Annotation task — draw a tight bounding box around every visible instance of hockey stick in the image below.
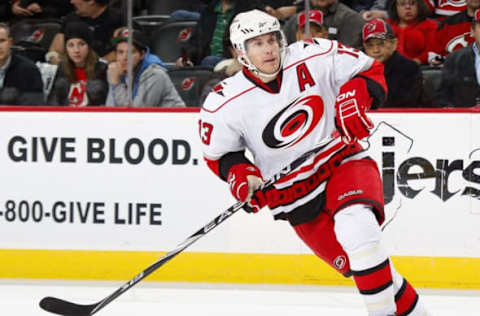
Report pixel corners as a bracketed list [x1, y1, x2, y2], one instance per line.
[39, 137, 334, 316]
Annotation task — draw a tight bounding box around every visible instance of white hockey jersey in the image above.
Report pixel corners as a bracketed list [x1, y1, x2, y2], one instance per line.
[199, 38, 377, 223]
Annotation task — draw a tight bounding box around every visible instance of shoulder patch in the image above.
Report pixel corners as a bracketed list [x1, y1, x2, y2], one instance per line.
[202, 76, 256, 113]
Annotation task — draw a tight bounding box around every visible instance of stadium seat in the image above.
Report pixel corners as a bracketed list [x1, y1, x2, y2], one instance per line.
[10, 19, 62, 51]
[168, 66, 214, 107]
[146, 0, 198, 15]
[11, 44, 46, 63]
[420, 66, 443, 107]
[149, 20, 197, 67]
[133, 14, 171, 37]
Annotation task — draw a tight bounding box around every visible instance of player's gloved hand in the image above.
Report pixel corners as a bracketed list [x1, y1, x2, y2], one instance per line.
[335, 78, 374, 144]
[227, 164, 264, 213]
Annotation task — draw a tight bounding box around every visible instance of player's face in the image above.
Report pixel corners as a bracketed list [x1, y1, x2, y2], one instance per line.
[66, 38, 89, 68]
[246, 32, 281, 76]
[363, 38, 397, 63]
[396, 0, 418, 23]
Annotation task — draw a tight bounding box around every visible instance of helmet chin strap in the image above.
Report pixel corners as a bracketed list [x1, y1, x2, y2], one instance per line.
[239, 47, 287, 79]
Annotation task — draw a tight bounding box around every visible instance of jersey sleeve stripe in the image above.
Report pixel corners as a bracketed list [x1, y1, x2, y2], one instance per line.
[283, 40, 334, 71]
[201, 86, 257, 113]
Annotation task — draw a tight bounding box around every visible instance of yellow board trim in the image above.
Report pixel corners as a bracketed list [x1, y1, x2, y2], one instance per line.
[1, 249, 479, 289]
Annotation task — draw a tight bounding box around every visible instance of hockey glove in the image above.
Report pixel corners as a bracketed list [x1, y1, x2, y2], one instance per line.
[335, 78, 374, 144]
[227, 164, 264, 213]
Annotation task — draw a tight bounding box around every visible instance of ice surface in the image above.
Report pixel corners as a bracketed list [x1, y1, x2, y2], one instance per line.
[1, 280, 478, 315]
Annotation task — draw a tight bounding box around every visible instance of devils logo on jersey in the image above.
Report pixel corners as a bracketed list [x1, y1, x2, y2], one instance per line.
[262, 95, 324, 149]
[446, 32, 473, 53]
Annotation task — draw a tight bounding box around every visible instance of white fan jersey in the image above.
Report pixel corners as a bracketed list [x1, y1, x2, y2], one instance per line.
[199, 38, 377, 222]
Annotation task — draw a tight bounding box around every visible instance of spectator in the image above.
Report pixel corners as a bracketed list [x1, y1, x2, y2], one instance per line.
[362, 19, 423, 107]
[176, 0, 262, 67]
[48, 0, 124, 64]
[361, 0, 388, 21]
[296, 9, 328, 41]
[283, 0, 365, 49]
[11, 0, 73, 22]
[0, 23, 43, 105]
[387, 0, 438, 64]
[435, 8, 480, 107]
[425, 0, 467, 18]
[106, 29, 185, 107]
[428, 0, 480, 65]
[48, 21, 108, 106]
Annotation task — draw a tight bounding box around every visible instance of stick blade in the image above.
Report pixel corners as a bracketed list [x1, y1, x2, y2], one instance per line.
[40, 296, 97, 316]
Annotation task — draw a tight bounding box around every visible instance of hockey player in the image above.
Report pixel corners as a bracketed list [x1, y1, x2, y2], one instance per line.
[199, 9, 429, 316]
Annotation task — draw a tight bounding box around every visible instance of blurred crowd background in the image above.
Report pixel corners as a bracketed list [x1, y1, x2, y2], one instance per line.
[0, 0, 478, 108]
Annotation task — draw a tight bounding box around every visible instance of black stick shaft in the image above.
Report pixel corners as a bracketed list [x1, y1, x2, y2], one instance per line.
[90, 201, 244, 314]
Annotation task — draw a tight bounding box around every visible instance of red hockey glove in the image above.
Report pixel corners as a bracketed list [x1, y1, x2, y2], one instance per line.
[335, 78, 374, 144]
[227, 164, 264, 213]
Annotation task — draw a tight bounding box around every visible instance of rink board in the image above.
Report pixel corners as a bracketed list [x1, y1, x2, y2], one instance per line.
[0, 107, 479, 289]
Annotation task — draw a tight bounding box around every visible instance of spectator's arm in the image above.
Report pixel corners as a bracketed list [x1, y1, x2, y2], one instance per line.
[265, 5, 297, 20]
[11, 0, 33, 16]
[48, 33, 65, 63]
[133, 68, 185, 107]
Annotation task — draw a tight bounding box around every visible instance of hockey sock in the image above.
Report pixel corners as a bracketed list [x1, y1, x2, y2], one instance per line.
[390, 264, 430, 316]
[334, 204, 396, 316]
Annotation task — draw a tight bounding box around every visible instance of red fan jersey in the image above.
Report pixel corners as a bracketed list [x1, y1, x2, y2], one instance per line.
[428, 10, 473, 61]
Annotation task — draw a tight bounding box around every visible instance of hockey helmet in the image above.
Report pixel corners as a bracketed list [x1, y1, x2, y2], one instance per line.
[229, 9, 287, 77]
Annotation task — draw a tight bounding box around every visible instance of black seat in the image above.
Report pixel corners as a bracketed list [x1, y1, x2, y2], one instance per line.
[420, 66, 443, 107]
[10, 19, 62, 51]
[149, 20, 197, 67]
[146, 0, 200, 15]
[133, 14, 172, 37]
[11, 44, 46, 63]
[168, 66, 214, 107]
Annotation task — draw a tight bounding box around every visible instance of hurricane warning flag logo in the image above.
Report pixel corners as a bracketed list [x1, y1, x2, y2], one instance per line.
[262, 95, 324, 149]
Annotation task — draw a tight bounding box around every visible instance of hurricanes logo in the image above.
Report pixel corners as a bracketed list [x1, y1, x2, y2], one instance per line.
[334, 255, 347, 270]
[262, 95, 324, 149]
[213, 82, 224, 96]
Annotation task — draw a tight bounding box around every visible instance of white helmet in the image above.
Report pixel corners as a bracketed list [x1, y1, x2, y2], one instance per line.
[230, 9, 287, 78]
